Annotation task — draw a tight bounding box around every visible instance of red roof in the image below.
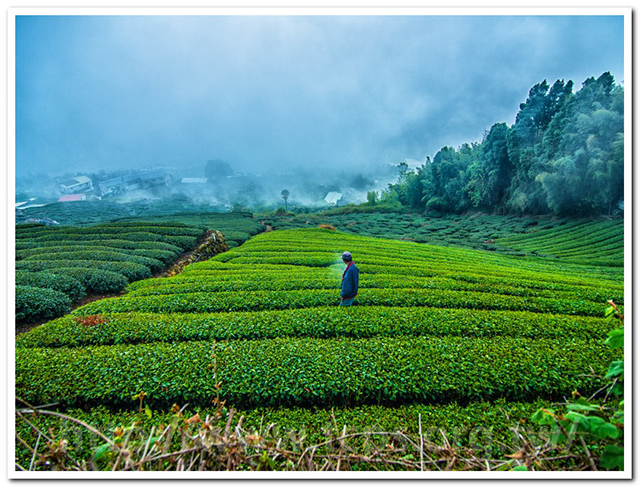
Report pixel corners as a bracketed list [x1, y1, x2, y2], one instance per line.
[58, 194, 86, 202]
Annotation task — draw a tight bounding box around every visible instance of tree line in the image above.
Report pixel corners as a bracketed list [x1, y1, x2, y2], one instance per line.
[379, 72, 624, 217]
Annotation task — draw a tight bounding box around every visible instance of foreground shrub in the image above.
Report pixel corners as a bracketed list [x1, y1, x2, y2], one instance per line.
[15, 336, 617, 408]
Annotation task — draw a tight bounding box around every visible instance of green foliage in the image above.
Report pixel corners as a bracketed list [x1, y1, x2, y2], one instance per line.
[530, 300, 624, 470]
[123, 273, 620, 305]
[17, 306, 615, 349]
[15, 225, 625, 471]
[71, 286, 609, 317]
[15, 271, 86, 302]
[384, 73, 623, 217]
[264, 211, 622, 263]
[17, 245, 178, 264]
[15, 335, 617, 409]
[16, 259, 151, 282]
[41, 268, 129, 295]
[497, 219, 623, 267]
[15, 238, 182, 254]
[15, 285, 71, 323]
[22, 250, 165, 272]
[14, 398, 556, 470]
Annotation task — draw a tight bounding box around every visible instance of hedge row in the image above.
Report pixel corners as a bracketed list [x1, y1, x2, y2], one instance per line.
[15, 285, 71, 323]
[17, 246, 178, 265]
[184, 262, 580, 292]
[41, 268, 129, 295]
[214, 254, 620, 290]
[124, 273, 622, 304]
[15, 239, 182, 254]
[16, 224, 204, 238]
[73, 287, 608, 317]
[17, 306, 614, 349]
[27, 231, 166, 243]
[15, 271, 86, 302]
[97, 220, 207, 230]
[241, 228, 624, 279]
[21, 232, 198, 249]
[161, 235, 199, 251]
[15, 336, 618, 408]
[199, 252, 619, 290]
[23, 250, 164, 272]
[497, 220, 624, 267]
[16, 260, 151, 282]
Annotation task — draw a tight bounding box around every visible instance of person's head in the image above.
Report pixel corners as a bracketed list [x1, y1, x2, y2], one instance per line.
[341, 251, 352, 263]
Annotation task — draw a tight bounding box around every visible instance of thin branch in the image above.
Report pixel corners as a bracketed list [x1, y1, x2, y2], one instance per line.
[29, 432, 42, 471]
[15, 411, 55, 443]
[419, 413, 424, 471]
[579, 437, 598, 471]
[18, 409, 114, 447]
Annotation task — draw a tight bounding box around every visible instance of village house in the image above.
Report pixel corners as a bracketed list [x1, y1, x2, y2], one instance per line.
[140, 170, 171, 188]
[98, 171, 172, 196]
[59, 176, 93, 194]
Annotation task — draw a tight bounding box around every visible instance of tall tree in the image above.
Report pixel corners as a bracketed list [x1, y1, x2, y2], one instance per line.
[281, 189, 290, 211]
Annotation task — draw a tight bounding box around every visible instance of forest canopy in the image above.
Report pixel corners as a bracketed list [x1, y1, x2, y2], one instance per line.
[385, 72, 624, 217]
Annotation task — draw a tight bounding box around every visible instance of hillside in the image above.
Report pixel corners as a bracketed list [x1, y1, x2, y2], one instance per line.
[16, 226, 623, 470]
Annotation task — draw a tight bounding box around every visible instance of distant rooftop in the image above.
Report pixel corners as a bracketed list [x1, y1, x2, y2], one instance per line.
[58, 194, 86, 202]
[181, 178, 208, 183]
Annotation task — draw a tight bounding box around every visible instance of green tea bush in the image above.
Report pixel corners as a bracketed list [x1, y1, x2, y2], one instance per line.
[17, 306, 614, 349]
[16, 260, 150, 282]
[22, 251, 164, 272]
[497, 219, 624, 267]
[160, 235, 199, 251]
[17, 246, 178, 265]
[124, 273, 621, 304]
[15, 285, 71, 323]
[15, 336, 617, 408]
[27, 232, 163, 243]
[45, 268, 129, 295]
[17, 224, 204, 238]
[100, 220, 206, 228]
[73, 287, 606, 317]
[15, 271, 86, 302]
[14, 239, 182, 254]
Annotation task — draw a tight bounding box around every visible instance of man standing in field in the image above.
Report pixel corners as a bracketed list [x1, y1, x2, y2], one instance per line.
[340, 251, 359, 306]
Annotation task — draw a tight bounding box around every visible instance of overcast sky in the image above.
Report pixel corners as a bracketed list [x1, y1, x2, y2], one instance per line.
[15, 14, 624, 178]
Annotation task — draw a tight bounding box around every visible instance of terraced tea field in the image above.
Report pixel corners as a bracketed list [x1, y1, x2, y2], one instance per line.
[497, 219, 624, 267]
[14, 221, 207, 325]
[15, 226, 624, 470]
[262, 211, 623, 258]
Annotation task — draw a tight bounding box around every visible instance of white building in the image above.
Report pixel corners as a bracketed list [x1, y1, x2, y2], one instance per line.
[59, 176, 93, 194]
[324, 191, 343, 206]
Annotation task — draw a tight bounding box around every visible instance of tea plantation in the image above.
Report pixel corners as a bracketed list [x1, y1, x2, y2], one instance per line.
[15, 214, 265, 326]
[15, 221, 206, 324]
[496, 219, 624, 267]
[15, 226, 624, 469]
[262, 210, 623, 259]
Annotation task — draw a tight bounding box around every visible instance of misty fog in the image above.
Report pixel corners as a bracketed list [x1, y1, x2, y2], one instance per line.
[15, 14, 624, 211]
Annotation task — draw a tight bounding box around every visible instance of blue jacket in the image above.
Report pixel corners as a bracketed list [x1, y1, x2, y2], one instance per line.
[341, 262, 359, 299]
